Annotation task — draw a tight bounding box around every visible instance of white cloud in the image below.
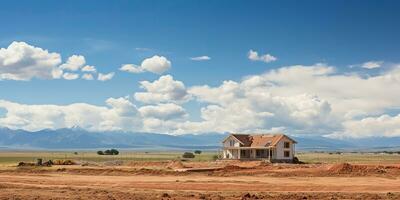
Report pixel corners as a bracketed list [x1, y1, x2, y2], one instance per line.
[134, 75, 191, 104]
[328, 114, 400, 138]
[0, 97, 185, 133]
[0, 41, 62, 80]
[62, 72, 79, 80]
[190, 56, 211, 61]
[141, 56, 171, 74]
[139, 103, 187, 120]
[119, 55, 171, 74]
[248, 49, 277, 63]
[81, 65, 96, 72]
[105, 97, 138, 117]
[52, 68, 63, 79]
[0, 98, 141, 132]
[3, 60, 400, 138]
[181, 63, 400, 137]
[0, 41, 108, 81]
[98, 72, 115, 81]
[119, 64, 143, 73]
[82, 73, 94, 80]
[186, 80, 333, 134]
[361, 61, 384, 69]
[59, 55, 86, 71]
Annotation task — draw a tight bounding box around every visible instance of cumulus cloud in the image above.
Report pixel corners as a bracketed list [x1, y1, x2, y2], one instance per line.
[0, 41, 62, 80]
[186, 79, 333, 135]
[328, 114, 400, 138]
[248, 49, 277, 63]
[190, 56, 211, 61]
[361, 61, 384, 69]
[3, 60, 400, 138]
[120, 55, 171, 74]
[0, 98, 141, 132]
[134, 75, 191, 104]
[81, 65, 96, 72]
[62, 73, 79, 80]
[139, 103, 187, 120]
[98, 72, 115, 81]
[0, 41, 110, 81]
[82, 73, 94, 80]
[177, 63, 400, 137]
[119, 64, 143, 73]
[59, 55, 86, 71]
[0, 97, 186, 133]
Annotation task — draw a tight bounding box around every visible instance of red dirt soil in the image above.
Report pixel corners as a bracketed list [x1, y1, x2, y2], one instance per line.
[1, 161, 400, 199]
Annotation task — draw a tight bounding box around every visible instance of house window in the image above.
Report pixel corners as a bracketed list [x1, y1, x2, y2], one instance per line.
[229, 140, 235, 146]
[284, 151, 290, 158]
[256, 149, 267, 158]
[284, 142, 290, 148]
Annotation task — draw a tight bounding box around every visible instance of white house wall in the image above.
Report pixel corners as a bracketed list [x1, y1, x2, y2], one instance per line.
[275, 137, 294, 160]
[223, 136, 241, 147]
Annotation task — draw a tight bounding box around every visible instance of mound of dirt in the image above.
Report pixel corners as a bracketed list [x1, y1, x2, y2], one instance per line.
[166, 160, 186, 169]
[52, 159, 76, 165]
[329, 163, 353, 173]
[329, 163, 388, 174]
[127, 161, 169, 168]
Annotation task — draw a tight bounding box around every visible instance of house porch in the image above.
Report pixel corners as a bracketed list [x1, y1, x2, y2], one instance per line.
[222, 147, 274, 160]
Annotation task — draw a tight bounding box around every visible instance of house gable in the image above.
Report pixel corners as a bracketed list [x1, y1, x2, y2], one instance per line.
[270, 134, 297, 146]
[222, 135, 244, 147]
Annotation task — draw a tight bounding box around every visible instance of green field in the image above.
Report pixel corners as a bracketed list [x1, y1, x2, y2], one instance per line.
[0, 151, 399, 166]
[0, 151, 219, 166]
[297, 152, 400, 164]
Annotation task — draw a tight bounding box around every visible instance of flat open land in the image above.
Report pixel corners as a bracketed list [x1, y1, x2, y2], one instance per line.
[1, 151, 400, 199]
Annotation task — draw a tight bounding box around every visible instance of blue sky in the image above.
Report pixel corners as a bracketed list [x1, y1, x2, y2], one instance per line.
[1, 0, 400, 137]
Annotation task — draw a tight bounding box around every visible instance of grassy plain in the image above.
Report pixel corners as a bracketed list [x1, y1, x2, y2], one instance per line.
[0, 150, 218, 166]
[0, 150, 400, 166]
[297, 152, 400, 164]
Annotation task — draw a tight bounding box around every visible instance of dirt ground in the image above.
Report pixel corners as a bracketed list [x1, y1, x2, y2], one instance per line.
[1, 160, 400, 199]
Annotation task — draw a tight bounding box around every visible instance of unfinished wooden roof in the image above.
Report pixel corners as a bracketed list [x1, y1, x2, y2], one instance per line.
[227, 133, 296, 147]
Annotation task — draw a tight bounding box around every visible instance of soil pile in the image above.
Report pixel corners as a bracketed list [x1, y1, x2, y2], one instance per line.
[166, 160, 186, 169]
[53, 160, 76, 165]
[329, 163, 389, 175]
[329, 163, 353, 173]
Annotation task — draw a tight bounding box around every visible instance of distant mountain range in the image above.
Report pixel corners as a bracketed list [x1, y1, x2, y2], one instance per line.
[1, 127, 400, 151]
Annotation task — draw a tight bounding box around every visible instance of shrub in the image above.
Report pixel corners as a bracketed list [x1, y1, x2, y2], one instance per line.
[194, 150, 202, 154]
[98, 149, 119, 155]
[182, 152, 195, 158]
[212, 155, 219, 161]
[110, 149, 119, 155]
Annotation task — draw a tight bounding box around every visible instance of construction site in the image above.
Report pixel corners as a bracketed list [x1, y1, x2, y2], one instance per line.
[1, 156, 400, 200]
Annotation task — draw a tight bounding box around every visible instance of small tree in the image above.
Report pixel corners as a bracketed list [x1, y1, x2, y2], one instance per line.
[97, 151, 104, 155]
[194, 150, 202, 154]
[182, 152, 195, 158]
[110, 149, 119, 155]
[104, 149, 112, 155]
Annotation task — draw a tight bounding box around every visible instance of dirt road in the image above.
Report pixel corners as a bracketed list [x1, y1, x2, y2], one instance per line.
[1, 173, 400, 199]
